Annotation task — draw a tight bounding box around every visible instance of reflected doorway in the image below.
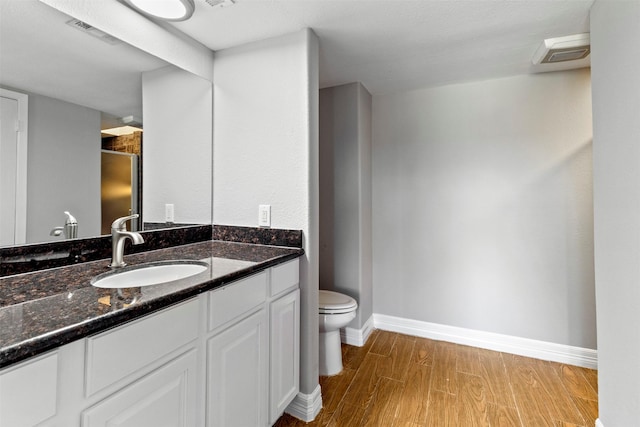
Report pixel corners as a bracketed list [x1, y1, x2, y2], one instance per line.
[0, 88, 27, 246]
[100, 127, 142, 233]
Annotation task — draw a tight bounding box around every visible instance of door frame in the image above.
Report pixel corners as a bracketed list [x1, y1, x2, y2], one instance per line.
[0, 87, 28, 245]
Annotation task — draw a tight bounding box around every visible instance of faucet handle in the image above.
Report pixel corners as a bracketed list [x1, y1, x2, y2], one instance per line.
[111, 214, 139, 231]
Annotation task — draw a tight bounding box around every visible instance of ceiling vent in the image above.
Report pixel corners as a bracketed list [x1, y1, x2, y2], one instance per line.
[205, 0, 235, 9]
[120, 115, 143, 127]
[532, 33, 590, 65]
[66, 19, 121, 45]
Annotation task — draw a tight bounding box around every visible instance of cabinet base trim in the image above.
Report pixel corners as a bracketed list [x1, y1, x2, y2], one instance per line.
[284, 384, 322, 422]
[374, 313, 597, 369]
[341, 315, 374, 347]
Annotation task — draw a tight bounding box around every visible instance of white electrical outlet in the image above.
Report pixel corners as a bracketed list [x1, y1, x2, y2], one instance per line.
[165, 204, 175, 223]
[258, 205, 271, 227]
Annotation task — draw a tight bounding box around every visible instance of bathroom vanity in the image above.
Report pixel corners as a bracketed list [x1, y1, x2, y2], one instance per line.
[0, 240, 302, 427]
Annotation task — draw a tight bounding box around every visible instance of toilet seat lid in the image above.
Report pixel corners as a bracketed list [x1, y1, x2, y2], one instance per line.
[319, 290, 357, 313]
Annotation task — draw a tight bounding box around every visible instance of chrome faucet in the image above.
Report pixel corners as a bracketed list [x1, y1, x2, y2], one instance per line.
[110, 214, 144, 268]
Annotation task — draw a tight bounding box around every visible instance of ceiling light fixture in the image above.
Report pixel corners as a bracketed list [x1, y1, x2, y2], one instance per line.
[101, 126, 143, 137]
[124, 0, 195, 21]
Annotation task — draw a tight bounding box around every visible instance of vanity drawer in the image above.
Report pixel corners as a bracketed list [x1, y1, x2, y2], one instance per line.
[270, 259, 299, 297]
[209, 271, 267, 331]
[85, 298, 199, 397]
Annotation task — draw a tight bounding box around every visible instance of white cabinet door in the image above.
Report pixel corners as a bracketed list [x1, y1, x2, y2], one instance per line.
[0, 352, 58, 427]
[269, 289, 300, 424]
[207, 309, 268, 427]
[81, 350, 197, 427]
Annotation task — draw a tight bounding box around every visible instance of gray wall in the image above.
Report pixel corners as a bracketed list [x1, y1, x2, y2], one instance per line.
[591, 0, 640, 424]
[372, 70, 596, 349]
[319, 82, 373, 330]
[27, 93, 101, 243]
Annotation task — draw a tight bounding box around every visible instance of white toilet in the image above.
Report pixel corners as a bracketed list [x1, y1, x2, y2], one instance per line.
[318, 290, 358, 376]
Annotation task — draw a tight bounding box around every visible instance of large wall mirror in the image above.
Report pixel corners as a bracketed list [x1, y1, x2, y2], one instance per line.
[0, 0, 213, 247]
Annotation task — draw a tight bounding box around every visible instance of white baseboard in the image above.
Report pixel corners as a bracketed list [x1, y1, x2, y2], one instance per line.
[595, 418, 605, 427]
[373, 313, 597, 369]
[285, 384, 322, 422]
[341, 314, 374, 347]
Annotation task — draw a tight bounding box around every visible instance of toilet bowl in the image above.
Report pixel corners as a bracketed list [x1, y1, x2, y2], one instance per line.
[319, 290, 358, 376]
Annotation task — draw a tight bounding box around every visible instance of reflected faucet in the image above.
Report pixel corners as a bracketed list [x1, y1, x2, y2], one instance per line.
[50, 211, 78, 239]
[110, 214, 144, 268]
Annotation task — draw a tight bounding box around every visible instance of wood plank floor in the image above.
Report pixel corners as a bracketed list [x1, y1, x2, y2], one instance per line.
[274, 330, 598, 427]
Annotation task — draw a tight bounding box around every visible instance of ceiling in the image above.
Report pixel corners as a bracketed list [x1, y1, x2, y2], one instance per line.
[0, 0, 594, 120]
[171, 0, 594, 95]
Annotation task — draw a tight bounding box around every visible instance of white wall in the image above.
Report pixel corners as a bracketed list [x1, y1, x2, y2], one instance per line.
[142, 65, 212, 225]
[27, 93, 101, 242]
[319, 82, 373, 330]
[213, 29, 320, 403]
[372, 70, 595, 349]
[213, 33, 312, 229]
[591, 1, 640, 425]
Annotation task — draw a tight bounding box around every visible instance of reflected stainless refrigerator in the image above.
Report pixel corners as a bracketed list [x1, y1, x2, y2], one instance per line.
[101, 150, 139, 234]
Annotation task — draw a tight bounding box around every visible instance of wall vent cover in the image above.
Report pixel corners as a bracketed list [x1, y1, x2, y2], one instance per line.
[532, 33, 590, 64]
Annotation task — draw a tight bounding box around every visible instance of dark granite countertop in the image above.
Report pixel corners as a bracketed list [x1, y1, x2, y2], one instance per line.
[0, 240, 303, 369]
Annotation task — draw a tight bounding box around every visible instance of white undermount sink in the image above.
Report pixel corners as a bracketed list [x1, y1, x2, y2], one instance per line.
[91, 260, 209, 289]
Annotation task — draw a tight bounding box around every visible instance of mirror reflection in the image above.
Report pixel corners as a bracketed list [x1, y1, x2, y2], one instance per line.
[0, 0, 212, 247]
